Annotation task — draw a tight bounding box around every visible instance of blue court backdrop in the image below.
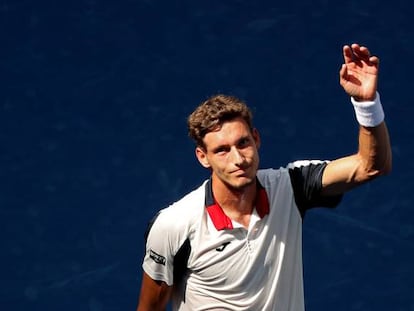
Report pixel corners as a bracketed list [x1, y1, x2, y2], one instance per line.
[1, 0, 413, 310]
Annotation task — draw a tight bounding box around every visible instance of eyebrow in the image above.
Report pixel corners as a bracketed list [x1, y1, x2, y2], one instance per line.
[210, 135, 251, 153]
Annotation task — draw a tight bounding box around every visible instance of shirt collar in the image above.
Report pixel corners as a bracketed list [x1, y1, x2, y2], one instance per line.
[205, 178, 269, 231]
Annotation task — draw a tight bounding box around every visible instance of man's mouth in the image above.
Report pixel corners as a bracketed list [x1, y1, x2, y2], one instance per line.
[231, 168, 249, 175]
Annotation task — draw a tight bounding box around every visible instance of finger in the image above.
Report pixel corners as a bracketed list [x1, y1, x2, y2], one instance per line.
[351, 44, 367, 57]
[343, 45, 354, 64]
[351, 43, 361, 52]
[369, 55, 380, 65]
[360, 45, 370, 53]
[351, 44, 378, 66]
[339, 63, 348, 83]
[353, 45, 377, 63]
[359, 46, 371, 57]
[355, 46, 379, 66]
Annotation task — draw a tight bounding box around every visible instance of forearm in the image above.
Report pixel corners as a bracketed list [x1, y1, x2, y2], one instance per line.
[353, 92, 392, 179]
[356, 121, 392, 181]
[321, 95, 392, 195]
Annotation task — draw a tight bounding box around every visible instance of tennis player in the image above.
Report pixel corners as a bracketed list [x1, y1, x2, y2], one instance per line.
[136, 43, 392, 311]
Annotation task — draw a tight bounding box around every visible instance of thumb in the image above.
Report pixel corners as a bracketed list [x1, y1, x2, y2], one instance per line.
[339, 64, 348, 86]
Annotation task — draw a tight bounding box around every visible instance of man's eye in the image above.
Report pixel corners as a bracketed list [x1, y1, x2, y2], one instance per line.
[239, 138, 249, 147]
[214, 147, 227, 154]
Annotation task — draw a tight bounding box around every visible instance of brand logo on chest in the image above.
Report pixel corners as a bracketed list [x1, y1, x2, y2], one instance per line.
[215, 242, 231, 252]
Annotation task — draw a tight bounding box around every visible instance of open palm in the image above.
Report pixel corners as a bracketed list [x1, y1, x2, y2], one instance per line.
[339, 43, 379, 101]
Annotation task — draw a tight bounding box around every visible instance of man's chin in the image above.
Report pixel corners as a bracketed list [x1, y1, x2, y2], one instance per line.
[228, 177, 255, 191]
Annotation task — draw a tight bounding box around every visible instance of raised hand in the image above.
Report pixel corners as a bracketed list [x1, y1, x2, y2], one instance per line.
[339, 43, 379, 101]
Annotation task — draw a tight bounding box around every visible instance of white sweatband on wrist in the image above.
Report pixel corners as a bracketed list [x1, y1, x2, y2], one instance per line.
[351, 91, 385, 127]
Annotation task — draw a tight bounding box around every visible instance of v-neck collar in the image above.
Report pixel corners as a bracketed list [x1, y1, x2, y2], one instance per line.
[205, 178, 269, 231]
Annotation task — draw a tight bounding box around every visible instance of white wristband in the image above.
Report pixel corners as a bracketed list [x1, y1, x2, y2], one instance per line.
[351, 92, 385, 127]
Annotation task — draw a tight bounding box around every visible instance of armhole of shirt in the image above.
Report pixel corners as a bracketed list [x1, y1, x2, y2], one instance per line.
[288, 161, 343, 217]
[144, 211, 192, 286]
[173, 238, 191, 285]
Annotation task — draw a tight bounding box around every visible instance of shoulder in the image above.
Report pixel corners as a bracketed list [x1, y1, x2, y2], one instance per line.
[257, 167, 286, 181]
[160, 181, 206, 220]
[257, 166, 292, 187]
[147, 180, 207, 240]
[257, 161, 329, 184]
[287, 159, 329, 170]
[286, 160, 329, 187]
[285, 160, 342, 212]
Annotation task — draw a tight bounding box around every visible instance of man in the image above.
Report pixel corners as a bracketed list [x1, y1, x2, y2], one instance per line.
[136, 43, 392, 311]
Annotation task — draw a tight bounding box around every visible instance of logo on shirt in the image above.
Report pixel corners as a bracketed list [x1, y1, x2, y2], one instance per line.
[149, 249, 166, 265]
[216, 242, 231, 252]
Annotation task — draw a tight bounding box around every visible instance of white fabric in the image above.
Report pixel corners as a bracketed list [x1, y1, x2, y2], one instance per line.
[351, 91, 384, 127]
[143, 168, 306, 311]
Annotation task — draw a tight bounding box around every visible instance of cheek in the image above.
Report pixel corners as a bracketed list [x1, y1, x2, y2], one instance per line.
[211, 156, 230, 170]
[254, 150, 260, 163]
[249, 150, 260, 168]
[246, 148, 259, 160]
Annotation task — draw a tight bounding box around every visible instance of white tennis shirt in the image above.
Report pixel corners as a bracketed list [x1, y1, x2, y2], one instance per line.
[142, 161, 342, 310]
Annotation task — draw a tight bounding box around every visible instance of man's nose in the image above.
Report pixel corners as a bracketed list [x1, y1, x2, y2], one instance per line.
[230, 147, 244, 165]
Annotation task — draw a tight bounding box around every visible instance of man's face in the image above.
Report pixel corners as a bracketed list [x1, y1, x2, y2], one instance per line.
[196, 117, 260, 190]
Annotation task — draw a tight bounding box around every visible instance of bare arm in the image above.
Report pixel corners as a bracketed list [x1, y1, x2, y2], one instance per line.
[321, 44, 392, 195]
[136, 272, 173, 311]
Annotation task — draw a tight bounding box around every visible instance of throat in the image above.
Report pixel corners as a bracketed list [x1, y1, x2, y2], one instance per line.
[211, 174, 258, 229]
[215, 188, 256, 229]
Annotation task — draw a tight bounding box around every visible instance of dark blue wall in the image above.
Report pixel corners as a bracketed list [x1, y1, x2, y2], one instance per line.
[1, 0, 413, 310]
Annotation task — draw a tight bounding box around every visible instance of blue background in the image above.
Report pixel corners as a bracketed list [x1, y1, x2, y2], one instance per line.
[1, 0, 413, 310]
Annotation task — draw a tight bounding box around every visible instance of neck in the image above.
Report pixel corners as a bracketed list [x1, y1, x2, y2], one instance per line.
[211, 175, 257, 216]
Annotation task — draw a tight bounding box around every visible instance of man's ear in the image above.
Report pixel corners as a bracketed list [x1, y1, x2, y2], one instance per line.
[252, 128, 261, 149]
[195, 146, 210, 168]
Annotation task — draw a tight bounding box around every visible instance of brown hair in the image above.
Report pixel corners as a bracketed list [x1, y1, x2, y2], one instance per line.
[187, 94, 254, 148]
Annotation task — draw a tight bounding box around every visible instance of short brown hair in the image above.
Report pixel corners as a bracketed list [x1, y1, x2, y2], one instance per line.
[187, 94, 254, 147]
